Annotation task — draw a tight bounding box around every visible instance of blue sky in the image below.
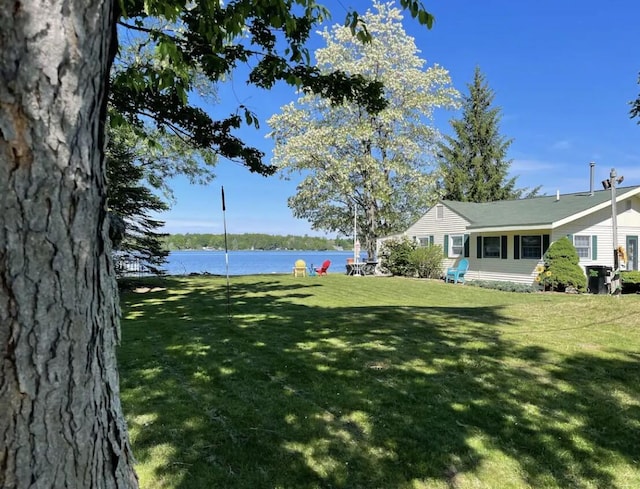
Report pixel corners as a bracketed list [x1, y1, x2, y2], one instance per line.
[155, 0, 640, 237]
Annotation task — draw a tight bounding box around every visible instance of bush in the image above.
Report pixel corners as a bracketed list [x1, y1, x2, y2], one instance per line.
[379, 237, 417, 276]
[467, 280, 537, 293]
[409, 245, 444, 278]
[539, 237, 586, 292]
[621, 270, 640, 294]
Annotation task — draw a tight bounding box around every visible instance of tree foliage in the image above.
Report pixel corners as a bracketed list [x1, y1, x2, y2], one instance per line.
[106, 129, 170, 275]
[268, 2, 459, 259]
[438, 67, 539, 202]
[163, 233, 351, 251]
[632, 72, 640, 124]
[112, 0, 436, 176]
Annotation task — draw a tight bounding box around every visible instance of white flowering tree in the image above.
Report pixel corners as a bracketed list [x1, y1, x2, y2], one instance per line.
[268, 1, 459, 259]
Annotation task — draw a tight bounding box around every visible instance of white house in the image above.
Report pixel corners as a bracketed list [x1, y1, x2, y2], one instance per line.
[384, 186, 640, 285]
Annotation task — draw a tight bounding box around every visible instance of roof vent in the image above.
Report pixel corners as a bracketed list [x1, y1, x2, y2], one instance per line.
[590, 161, 595, 196]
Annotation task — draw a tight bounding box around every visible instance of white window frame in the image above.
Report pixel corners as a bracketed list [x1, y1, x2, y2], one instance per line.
[573, 235, 591, 260]
[449, 234, 464, 257]
[521, 235, 543, 259]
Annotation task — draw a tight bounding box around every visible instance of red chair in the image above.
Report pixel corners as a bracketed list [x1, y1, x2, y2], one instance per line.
[315, 260, 331, 276]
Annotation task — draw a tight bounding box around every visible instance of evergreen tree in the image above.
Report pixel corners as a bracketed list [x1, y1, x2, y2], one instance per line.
[106, 132, 169, 275]
[632, 71, 640, 123]
[438, 67, 538, 202]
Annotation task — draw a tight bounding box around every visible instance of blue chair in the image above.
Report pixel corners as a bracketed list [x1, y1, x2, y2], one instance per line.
[445, 258, 469, 284]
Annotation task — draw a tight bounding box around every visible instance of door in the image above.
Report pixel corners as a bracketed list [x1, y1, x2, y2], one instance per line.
[626, 236, 638, 271]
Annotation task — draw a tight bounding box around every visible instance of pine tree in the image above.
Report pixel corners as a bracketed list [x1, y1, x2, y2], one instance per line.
[632, 71, 640, 123]
[106, 133, 169, 276]
[438, 67, 538, 202]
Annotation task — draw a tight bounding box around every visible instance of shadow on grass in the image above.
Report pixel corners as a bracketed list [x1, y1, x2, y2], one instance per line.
[118, 277, 640, 489]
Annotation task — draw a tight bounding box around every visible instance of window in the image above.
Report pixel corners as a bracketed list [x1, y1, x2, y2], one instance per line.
[450, 235, 464, 256]
[418, 236, 433, 247]
[436, 205, 444, 219]
[521, 235, 542, 259]
[573, 235, 591, 259]
[483, 236, 501, 258]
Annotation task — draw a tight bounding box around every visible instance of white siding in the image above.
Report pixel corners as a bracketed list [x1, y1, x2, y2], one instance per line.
[467, 232, 547, 285]
[557, 195, 640, 270]
[405, 204, 470, 269]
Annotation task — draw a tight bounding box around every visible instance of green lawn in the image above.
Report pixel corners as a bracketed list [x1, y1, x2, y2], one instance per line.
[118, 274, 640, 489]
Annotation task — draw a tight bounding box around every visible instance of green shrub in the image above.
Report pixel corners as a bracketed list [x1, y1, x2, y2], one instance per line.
[621, 270, 640, 294]
[379, 237, 417, 276]
[409, 245, 444, 278]
[539, 237, 586, 292]
[467, 280, 537, 293]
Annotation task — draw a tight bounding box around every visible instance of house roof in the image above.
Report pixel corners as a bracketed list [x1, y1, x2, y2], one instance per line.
[442, 185, 640, 232]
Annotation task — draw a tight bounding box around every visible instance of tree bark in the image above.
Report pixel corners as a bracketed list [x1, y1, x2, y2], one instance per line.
[0, 0, 138, 487]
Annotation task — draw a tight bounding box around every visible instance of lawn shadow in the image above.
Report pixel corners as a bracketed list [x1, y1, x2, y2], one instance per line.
[118, 277, 640, 489]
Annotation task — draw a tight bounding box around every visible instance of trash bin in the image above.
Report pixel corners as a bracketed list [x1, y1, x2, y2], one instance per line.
[586, 265, 612, 294]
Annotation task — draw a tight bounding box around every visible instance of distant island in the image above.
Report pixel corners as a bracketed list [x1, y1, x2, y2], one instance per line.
[162, 233, 352, 251]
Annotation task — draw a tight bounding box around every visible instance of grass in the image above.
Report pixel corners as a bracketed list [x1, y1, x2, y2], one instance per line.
[118, 274, 640, 489]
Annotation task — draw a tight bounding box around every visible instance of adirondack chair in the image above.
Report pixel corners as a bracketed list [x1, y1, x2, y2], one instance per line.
[315, 260, 331, 276]
[293, 259, 306, 277]
[445, 258, 469, 284]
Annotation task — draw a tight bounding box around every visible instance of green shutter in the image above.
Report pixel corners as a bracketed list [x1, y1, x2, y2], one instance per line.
[477, 236, 482, 259]
[514, 235, 520, 260]
[543, 234, 550, 255]
[463, 234, 470, 257]
[501, 235, 508, 259]
[429, 235, 434, 246]
[443, 234, 449, 256]
[592, 235, 597, 260]
[567, 233, 573, 244]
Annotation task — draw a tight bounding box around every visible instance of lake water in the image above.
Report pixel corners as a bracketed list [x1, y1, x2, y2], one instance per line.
[165, 250, 360, 276]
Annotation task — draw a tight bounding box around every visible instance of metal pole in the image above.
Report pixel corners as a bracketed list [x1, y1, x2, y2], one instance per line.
[610, 168, 621, 296]
[222, 186, 232, 319]
[353, 201, 357, 264]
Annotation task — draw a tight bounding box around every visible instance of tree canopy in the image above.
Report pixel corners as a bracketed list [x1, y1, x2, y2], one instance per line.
[112, 0, 437, 177]
[268, 2, 459, 259]
[438, 67, 539, 202]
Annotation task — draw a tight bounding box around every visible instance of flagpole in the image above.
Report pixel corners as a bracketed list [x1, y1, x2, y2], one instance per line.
[221, 186, 231, 320]
[353, 200, 357, 264]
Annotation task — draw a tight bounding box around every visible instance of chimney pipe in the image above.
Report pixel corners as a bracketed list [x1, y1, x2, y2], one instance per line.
[590, 161, 595, 196]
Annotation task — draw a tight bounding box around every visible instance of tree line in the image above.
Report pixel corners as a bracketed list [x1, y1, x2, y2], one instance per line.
[163, 233, 352, 251]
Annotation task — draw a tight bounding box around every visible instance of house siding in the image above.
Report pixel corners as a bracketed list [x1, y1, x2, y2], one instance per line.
[467, 232, 548, 284]
[558, 196, 640, 270]
[405, 204, 469, 270]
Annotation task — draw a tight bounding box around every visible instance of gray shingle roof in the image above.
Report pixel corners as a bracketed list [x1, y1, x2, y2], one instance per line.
[443, 186, 640, 230]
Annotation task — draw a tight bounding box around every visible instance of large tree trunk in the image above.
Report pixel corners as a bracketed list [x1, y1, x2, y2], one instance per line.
[0, 1, 138, 487]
